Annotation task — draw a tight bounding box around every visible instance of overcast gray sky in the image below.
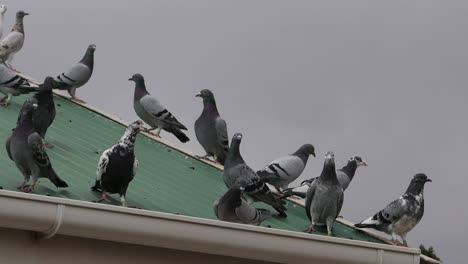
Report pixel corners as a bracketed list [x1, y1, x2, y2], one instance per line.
[8, 0, 467, 262]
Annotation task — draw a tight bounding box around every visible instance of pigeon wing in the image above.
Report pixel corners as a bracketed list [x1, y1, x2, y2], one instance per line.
[215, 117, 229, 153]
[139, 95, 187, 130]
[305, 181, 317, 221]
[55, 63, 91, 88]
[0, 32, 23, 57]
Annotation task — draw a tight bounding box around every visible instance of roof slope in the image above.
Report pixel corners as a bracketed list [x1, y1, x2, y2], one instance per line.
[0, 94, 383, 243]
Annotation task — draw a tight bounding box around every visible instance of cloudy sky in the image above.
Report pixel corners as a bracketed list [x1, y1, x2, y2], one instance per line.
[8, 0, 467, 262]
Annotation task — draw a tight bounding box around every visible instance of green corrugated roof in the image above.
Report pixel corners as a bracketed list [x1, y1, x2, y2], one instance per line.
[0, 94, 384, 244]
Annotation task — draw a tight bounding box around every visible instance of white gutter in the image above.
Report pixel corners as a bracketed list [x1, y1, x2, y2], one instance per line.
[0, 190, 420, 264]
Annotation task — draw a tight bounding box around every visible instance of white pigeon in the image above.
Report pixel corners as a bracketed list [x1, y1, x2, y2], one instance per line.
[0, 10, 29, 69]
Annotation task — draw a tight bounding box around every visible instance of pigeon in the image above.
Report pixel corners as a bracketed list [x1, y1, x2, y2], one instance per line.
[0, 57, 36, 106]
[281, 156, 367, 198]
[257, 144, 315, 193]
[54, 44, 95, 103]
[0, 10, 29, 69]
[129, 73, 189, 143]
[0, 5, 7, 39]
[6, 98, 68, 192]
[194, 89, 229, 164]
[29, 77, 56, 146]
[355, 173, 431, 246]
[304, 151, 343, 236]
[223, 133, 287, 217]
[91, 120, 143, 206]
[214, 185, 273, 225]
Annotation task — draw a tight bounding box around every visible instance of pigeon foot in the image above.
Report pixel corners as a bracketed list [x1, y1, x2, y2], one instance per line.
[71, 98, 86, 104]
[96, 193, 111, 203]
[303, 225, 316, 233]
[44, 142, 54, 149]
[24, 185, 36, 193]
[0, 100, 10, 107]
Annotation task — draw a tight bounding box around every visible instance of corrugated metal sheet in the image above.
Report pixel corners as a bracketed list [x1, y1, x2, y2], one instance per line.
[0, 94, 384, 243]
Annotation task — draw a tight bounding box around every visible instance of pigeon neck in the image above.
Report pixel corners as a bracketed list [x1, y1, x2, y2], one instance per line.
[134, 81, 149, 101]
[339, 162, 358, 180]
[18, 110, 33, 125]
[292, 148, 310, 164]
[118, 127, 139, 152]
[225, 142, 244, 167]
[202, 98, 219, 115]
[405, 182, 426, 196]
[80, 50, 94, 70]
[13, 16, 24, 34]
[319, 162, 338, 183]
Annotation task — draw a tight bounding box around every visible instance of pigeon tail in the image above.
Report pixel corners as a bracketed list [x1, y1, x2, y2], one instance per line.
[169, 127, 190, 143]
[355, 217, 380, 228]
[280, 189, 307, 199]
[48, 169, 68, 188]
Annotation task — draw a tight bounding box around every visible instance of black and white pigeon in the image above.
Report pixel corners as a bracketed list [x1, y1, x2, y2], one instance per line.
[0, 10, 28, 69]
[129, 73, 189, 143]
[214, 185, 273, 226]
[29, 77, 56, 147]
[304, 151, 343, 236]
[91, 120, 143, 206]
[281, 156, 367, 198]
[257, 144, 315, 193]
[223, 133, 287, 217]
[355, 173, 431, 246]
[0, 62, 36, 106]
[54, 44, 95, 103]
[6, 98, 68, 192]
[194, 89, 229, 165]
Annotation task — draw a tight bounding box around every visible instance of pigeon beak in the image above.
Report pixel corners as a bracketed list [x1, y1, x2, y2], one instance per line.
[32, 103, 38, 109]
[195, 94, 202, 98]
[359, 161, 368, 167]
[24, 12, 29, 16]
[312, 152, 316, 157]
[128, 77, 134, 81]
[426, 178, 432, 182]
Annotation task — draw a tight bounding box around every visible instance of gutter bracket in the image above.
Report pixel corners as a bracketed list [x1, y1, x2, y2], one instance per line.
[376, 249, 384, 264]
[37, 204, 65, 240]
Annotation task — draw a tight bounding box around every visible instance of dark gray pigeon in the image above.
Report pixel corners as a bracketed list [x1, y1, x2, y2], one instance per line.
[223, 133, 287, 217]
[194, 89, 229, 164]
[129, 73, 189, 143]
[0, 10, 28, 69]
[355, 173, 431, 246]
[0, 62, 37, 106]
[257, 144, 315, 193]
[29, 77, 56, 147]
[54, 44, 95, 103]
[304, 151, 343, 236]
[214, 185, 273, 225]
[91, 120, 143, 206]
[6, 98, 68, 192]
[282, 156, 367, 198]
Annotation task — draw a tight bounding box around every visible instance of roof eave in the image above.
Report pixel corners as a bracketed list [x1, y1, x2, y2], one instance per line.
[0, 190, 420, 264]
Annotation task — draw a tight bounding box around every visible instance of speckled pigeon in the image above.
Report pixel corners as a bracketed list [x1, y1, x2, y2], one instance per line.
[54, 44, 95, 103]
[304, 151, 343, 236]
[355, 173, 431, 246]
[0, 10, 28, 69]
[214, 185, 272, 225]
[223, 133, 287, 217]
[6, 98, 68, 192]
[257, 144, 315, 193]
[194, 89, 229, 164]
[282, 156, 367, 198]
[92, 120, 143, 206]
[129, 73, 189, 143]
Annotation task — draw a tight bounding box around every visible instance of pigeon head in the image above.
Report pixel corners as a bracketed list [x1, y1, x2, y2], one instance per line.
[324, 151, 335, 166]
[196, 89, 214, 99]
[319, 151, 337, 181]
[196, 89, 218, 111]
[0, 5, 7, 14]
[129, 120, 144, 131]
[88, 44, 96, 52]
[27, 133, 43, 146]
[16, 10, 29, 18]
[40, 77, 57, 91]
[18, 98, 38, 122]
[406, 173, 432, 195]
[225, 133, 244, 165]
[349, 156, 367, 167]
[129, 73, 145, 83]
[231, 133, 243, 144]
[297, 144, 316, 157]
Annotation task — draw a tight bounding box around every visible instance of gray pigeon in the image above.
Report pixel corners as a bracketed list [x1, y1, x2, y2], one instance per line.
[0, 5, 7, 40]
[129, 73, 189, 143]
[0, 10, 28, 68]
[257, 144, 315, 193]
[214, 185, 273, 225]
[355, 173, 431, 246]
[223, 133, 287, 217]
[304, 151, 343, 236]
[282, 156, 367, 198]
[92, 120, 143, 206]
[0, 62, 37, 106]
[6, 98, 68, 192]
[194, 89, 229, 164]
[29, 77, 56, 146]
[54, 44, 95, 103]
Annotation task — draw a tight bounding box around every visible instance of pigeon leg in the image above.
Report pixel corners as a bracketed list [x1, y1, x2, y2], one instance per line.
[195, 154, 212, 160]
[97, 193, 111, 203]
[17, 180, 28, 190]
[154, 128, 162, 137]
[24, 182, 37, 193]
[0, 95, 11, 107]
[71, 97, 86, 104]
[120, 195, 127, 206]
[303, 225, 316, 233]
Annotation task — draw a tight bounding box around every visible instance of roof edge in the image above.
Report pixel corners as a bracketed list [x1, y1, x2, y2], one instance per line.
[0, 190, 421, 264]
